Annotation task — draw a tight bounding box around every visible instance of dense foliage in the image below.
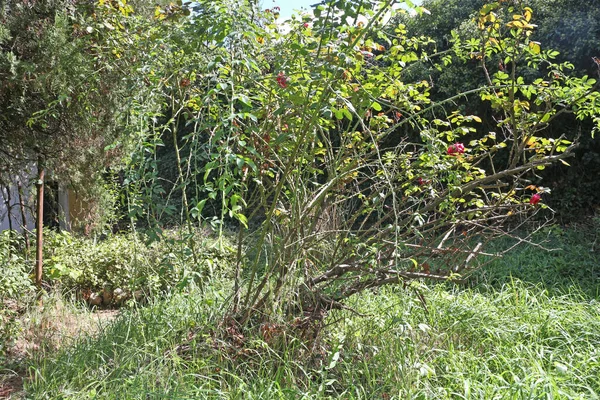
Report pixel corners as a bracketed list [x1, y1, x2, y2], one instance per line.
[394, 0, 600, 215]
[0, 1, 118, 189]
[44, 230, 234, 298]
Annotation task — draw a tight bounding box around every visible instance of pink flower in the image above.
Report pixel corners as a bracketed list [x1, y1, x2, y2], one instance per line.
[447, 143, 465, 156]
[276, 72, 288, 88]
[303, 22, 309, 28]
[530, 193, 541, 205]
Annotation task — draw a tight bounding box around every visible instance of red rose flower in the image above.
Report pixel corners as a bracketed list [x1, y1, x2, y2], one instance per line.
[530, 193, 541, 205]
[276, 72, 288, 88]
[447, 143, 465, 156]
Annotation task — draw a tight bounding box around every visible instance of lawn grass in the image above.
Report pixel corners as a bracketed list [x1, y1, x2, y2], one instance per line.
[21, 225, 600, 399]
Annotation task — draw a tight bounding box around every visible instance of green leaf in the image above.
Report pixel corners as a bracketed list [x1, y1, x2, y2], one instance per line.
[333, 108, 344, 120]
[235, 213, 248, 228]
[342, 108, 353, 121]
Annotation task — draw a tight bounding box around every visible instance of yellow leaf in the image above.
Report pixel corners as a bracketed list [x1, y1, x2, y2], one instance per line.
[529, 41, 541, 54]
[507, 20, 524, 29]
[526, 137, 537, 147]
[486, 38, 499, 47]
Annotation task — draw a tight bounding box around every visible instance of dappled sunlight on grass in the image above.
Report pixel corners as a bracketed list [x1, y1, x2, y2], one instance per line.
[474, 222, 600, 298]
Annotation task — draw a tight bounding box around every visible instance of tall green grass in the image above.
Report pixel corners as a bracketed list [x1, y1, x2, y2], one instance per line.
[24, 225, 600, 399]
[475, 223, 599, 297]
[25, 286, 600, 399]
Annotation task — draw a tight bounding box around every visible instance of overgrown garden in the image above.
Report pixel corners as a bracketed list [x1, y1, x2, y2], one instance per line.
[1, 0, 599, 398]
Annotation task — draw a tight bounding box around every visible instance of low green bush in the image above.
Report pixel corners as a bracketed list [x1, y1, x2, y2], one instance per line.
[42, 230, 234, 302]
[0, 230, 34, 299]
[0, 230, 34, 363]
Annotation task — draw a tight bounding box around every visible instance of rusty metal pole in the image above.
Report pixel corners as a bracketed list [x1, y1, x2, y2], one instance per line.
[35, 157, 45, 287]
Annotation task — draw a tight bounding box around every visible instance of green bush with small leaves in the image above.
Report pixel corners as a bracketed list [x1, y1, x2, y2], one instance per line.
[0, 230, 34, 299]
[0, 230, 34, 362]
[43, 230, 234, 300]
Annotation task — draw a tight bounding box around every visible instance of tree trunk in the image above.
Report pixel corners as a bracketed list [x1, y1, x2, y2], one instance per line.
[35, 157, 45, 287]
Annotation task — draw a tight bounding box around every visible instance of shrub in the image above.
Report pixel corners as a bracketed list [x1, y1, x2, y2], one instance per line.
[0, 230, 34, 299]
[114, 0, 600, 329]
[0, 230, 34, 363]
[43, 230, 234, 303]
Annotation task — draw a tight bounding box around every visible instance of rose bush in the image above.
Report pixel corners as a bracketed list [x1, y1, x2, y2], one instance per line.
[111, 0, 600, 328]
